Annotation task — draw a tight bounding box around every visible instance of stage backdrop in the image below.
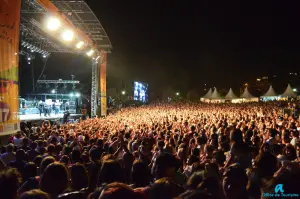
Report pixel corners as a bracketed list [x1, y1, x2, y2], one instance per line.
[0, 0, 21, 135]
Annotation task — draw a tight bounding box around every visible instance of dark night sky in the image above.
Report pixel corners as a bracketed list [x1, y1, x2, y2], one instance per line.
[20, 0, 300, 96]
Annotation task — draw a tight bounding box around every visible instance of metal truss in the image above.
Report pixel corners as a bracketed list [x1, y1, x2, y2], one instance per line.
[91, 60, 99, 117]
[50, 0, 112, 51]
[37, 80, 80, 84]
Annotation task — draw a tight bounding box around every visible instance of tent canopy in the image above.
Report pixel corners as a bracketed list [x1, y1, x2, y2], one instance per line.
[240, 87, 255, 98]
[202, 88, 212, 98]
[281, 84, 297, 97]
[210, 88, 223, 99]
[263, 85, 278, 97]
[225, 88, 238, 99]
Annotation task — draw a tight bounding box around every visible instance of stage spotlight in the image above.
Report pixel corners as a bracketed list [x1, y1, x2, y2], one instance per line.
[293, 88, 297, 92]
[95, 55, 100, 61]
[75, 93, 80, 97]
[62, 30, 74, 41]
[69, 93, 74, 97]
[86, 49, 94, 57]
[76, 41, 84, 49]
[47, 17, 61, 31]
[28, 62, 31, 64]
[43, 54, 46, 58]
[51, 89, 56, 94]
[121, 91, 126, 95]
[27, 57, 31, 61]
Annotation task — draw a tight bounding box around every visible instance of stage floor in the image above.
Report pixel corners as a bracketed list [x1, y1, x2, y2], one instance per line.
[19, 114, 82, 121]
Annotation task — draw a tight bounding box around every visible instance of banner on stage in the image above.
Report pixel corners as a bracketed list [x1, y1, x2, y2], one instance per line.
[100, 50, 107, 117]
[0, 0, 21, 135]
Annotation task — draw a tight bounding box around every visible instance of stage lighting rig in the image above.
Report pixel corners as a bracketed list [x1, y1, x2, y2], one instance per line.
[47, 17, 61, 31]
[86, 49, 94, 57]
[76, 41, 84, 49]
[62, 30, 74, 41]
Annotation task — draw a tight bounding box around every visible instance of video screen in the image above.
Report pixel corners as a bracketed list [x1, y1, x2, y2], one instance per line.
[133, 81, 148, 103]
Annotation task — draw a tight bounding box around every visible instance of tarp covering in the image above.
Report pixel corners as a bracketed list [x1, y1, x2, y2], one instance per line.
[281, 84, 297, 97]
[263, 85, 277, 97]
[225, 88, 238, 99]
[240, 87, 255, 98]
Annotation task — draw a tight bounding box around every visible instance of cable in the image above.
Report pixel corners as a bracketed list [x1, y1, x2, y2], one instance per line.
[32, 56, 49, 93]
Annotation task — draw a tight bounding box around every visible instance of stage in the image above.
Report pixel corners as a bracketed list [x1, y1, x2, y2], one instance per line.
[19, 114, 83, 122]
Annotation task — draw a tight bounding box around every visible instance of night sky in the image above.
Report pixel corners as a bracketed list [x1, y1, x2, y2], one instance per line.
[20, 0, 300, 97]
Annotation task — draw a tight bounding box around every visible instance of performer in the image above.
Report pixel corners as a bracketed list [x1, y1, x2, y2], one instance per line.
[63, 107, 70, 124]
[38, 100, 44, 117]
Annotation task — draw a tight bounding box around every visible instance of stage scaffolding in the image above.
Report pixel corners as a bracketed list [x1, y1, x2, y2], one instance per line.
[20, 0, 112, 117]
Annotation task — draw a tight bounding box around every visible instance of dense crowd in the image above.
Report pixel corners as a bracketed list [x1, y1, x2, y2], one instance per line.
[0, 102, 300, 199]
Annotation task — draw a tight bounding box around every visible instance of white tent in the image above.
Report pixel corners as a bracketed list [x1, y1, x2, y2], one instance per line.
[240, 87, 255, 98]
[261, 85, 279, 101]
[225, 88, 238, 99]
[210, 88, 223, 99]
[281, 84, 297, 97]
[263, 85, 277, 97]
[202, 88, 212, 98]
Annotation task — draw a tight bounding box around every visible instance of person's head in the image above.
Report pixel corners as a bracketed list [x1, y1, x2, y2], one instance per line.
[131, 160, 151, 187]
[268, 128, 277, 138]
[99, 182, 140, 199]
[96, 139, 104, 147]
[230, 129, 243, 144]
[71, 149, 82, 163]
[40, 156, 56, 176]
[186, 171, 204, 190]
[97, 159, 124, 185]
[6, 144, 14, 153]
[16, 149, 26, 161]
[283, 144, 297, 161]
[254, 152, 278, 179]
[19, 189, 50, 199]
[154, 153, 178, 179]
[149, 178, 184, 199]
[23, 162, 38, 182]
[0, 168, 22, 199]
[70, 163, 88, 191]
[222, 164, 248, 199]
[40, 162, 70, 198]
[157, 140, 165, 150]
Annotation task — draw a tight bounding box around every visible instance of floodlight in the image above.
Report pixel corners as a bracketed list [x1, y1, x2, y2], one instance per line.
[86, 49, 95, 57]
[75, 93, 80, 97]
[62, 30, 74, 41]
[47, 17, 61, 31]
[121, 91, 126, 95]
[51, 89, 56, 94]
[76, 41, 84, 49]
[70, 93, 74, 97]
[176, 92, 180, 96]
[28, 57, 31, 60]
[293, 88, 297, 92]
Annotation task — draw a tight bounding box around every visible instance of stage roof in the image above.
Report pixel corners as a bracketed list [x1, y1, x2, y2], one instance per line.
[20, 0, 112, 54]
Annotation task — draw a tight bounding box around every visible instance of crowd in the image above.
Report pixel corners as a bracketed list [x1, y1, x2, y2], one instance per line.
[0, 102, 300, 199]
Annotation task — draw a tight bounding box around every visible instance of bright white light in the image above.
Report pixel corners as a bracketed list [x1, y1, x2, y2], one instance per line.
[95, 55, 100, 61]
[122, 91, 126, 95]
[293, 88, 297, 92]
[43, 55, 46, 58]
[28, 57, 31, 60]
[62, 30, 74, 41]
[51, 89, 56, 94]
[176, 92, 180, 96]
[47, 17, 61, 31]
[28, 62, 31, 64]
[86, 49, 95, 57]
[70, 93, 74, 97]
[75, 93, 80, 97]
[14, 53, 17, 55]
[76, 41, 84, 49]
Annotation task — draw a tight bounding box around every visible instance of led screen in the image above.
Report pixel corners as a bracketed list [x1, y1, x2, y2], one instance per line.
[133, 81, 148, 103]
